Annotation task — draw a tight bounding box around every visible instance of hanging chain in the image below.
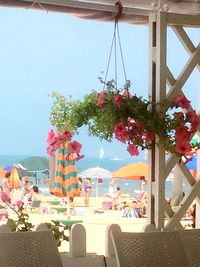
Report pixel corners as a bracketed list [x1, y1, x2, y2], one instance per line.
[103, 1, 127, 91]
[116, 23, 127, 83]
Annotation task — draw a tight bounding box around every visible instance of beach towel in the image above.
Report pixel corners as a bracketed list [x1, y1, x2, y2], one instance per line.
[122, 208, 139, 218]
[50, 144, 80, 197]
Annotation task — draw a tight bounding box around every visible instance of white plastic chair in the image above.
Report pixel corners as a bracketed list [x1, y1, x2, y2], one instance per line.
[0, 230, 63, 267]
[110, 230, 187, 267]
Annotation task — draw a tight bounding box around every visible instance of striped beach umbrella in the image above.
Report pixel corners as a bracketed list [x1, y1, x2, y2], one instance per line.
[50, 144, 80, 197]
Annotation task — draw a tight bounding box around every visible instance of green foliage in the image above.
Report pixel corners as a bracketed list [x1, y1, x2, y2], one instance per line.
[5, 203, 68, 247]
[49, 80, 200, 157]
[50, 82, 165, 142]
[50, 92, 80, 135]
[44, 220, 69, 247]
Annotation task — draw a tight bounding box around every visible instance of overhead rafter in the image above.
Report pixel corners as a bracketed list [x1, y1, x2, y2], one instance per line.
[0, 0, 200, 25]
[0, 0, 150, 24]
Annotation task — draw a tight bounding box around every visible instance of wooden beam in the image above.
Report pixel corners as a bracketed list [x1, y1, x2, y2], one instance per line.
[167, 12, 200, 27]
[165, 182, 200, 228]
[172, 25, 200, 71]
[168, 43, 200, 99]
[165, 155, 179, 179]
[0, 0, 150, 19]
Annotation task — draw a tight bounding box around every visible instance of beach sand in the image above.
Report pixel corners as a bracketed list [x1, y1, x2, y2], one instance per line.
[25, 196, 147, 255]
[1, 195, 191, 256]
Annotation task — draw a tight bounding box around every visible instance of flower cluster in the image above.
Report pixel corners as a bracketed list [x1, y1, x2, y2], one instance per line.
[46, 129, 84, 161]
[49, 79, 200, 158]
[0, 192, 69, 246]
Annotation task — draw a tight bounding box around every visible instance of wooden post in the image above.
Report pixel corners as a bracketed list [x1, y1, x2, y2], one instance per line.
[148, 11, 167, 230]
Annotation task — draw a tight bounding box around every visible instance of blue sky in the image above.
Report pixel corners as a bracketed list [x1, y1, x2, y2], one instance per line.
[0, 7, 199, 159]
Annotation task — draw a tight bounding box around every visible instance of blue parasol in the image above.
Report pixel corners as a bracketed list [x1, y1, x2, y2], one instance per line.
[186, 156, 197, 170]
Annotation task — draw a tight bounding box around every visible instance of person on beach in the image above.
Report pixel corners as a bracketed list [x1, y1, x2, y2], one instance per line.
[104, 179, 120, 210]
[83, 178, 92, 207]
[69, 196, 76, 215]
[122, 200, 139, 218]
[2, 172, 11, 196]
[78, 178, 83, 195]
[24, 180, 32, 195]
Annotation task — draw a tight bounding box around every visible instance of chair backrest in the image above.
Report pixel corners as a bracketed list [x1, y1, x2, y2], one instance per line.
[0, 230, 63, 267]
[178, 229, 200, 267]
[110, 230, 187, 267]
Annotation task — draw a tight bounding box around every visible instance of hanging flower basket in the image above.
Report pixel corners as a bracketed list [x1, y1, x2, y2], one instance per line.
[49, 79, 200, 159]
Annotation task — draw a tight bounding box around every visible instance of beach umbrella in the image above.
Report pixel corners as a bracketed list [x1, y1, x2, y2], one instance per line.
[79, 167, 112, 197]
[112, 162, 148, 211]
[186, 156, 197, 177]
[3, 164, 35, 178]
[112, 162, 148, 180]
[186, 156, 197, 170]
[0, 168, 7, 178]
[50, 144, 80, 198]
[10, 166, 21, 189]
[19, 157, 49, 185]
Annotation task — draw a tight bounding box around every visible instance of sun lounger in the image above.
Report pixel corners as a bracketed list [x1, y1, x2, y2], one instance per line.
[47, 200, 60, 205]
[51, 206, 67, 213]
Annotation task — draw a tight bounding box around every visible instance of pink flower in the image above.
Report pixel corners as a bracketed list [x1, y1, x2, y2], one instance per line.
[124, 87, 131, 97]
[144, 132, 155, 144]
[55, 138, 61, 149]
[114, 94, 123, 108]
[46, 146, 55, 156]
[114, 122, 129, 143]
[116, 130, 130, 143]
[58, 131, 72, 140]
[69, 141, 82, 154]
[0, 192, 11, 203]
[97, 92, 105, 107]
[173, 112, 184, 121]
[175, 142, 191, 155]
[172, 95, 191, 110]
[47, 130, 56, 145]
[114, 122, 127, 135]
[129, 121, 144, 138]
[16, 200, 24, 207]
[127, 143, 139, 156]
[175, 125, 191, 144]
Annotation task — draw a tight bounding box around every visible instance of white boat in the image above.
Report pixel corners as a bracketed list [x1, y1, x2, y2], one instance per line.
[99, 148, 104, 159]
[110, 156, 124, 161]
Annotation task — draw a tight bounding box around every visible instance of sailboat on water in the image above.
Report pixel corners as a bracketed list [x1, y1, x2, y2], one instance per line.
[110, 156, 124, 161]
[99, 148, 104, 159]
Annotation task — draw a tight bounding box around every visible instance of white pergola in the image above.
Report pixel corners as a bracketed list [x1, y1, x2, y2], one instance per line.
[3, 0, 200, 230]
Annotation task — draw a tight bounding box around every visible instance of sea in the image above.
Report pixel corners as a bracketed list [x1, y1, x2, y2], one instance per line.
[0, 154, 186, 199]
